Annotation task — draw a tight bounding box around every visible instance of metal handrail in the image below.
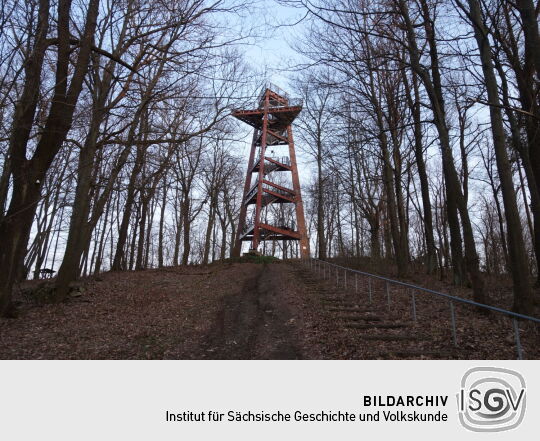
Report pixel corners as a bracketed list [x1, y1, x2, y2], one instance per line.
[242, 223, 254, 234]
[304, 258, 540, 359]
[253, 156, 291, 169]
[246, 181, 294, 202]
[245, 183, 258, 202]
[231, 99, 304, 113]
[259, 82, 289, 100]
[311, 258, 540, 323]
[256, 82, 303, 109]
[268, 156, 291, 166]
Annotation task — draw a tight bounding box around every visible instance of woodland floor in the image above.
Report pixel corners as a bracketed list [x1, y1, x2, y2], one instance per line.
[0, 259, 539, 359]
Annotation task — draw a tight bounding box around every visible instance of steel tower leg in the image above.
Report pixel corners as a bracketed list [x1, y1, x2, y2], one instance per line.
[287, 125, 310, 258]
[232, 130, 259, 257]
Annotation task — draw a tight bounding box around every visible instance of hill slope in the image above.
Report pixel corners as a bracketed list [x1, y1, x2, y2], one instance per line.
[1, 261, 539, 359]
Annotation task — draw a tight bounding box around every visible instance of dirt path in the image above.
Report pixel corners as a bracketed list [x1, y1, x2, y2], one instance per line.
[0, 263, 267, 359]
[198, 264, 303, 359]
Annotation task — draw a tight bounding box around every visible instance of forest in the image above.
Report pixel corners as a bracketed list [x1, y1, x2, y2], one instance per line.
[0, 0, 539, 323]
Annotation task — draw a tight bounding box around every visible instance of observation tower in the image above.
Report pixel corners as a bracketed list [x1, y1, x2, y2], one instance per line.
[232, 84, 310, 258]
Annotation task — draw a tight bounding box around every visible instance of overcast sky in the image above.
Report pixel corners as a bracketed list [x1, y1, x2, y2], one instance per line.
[242, 1, 308, 92]
[230, 1, 316, 186]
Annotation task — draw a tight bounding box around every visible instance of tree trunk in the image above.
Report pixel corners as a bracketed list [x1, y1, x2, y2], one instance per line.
[400, 0, 485, 302]
[466, 0, 533, 312]
[317, 139, 326, 259]
[112, 144, 144, 270]
[0, 0, 99, 315]
[203, 201, 216, 265]
[181, 191, 191, 265]
[158, 183, 168, 268]
[403, 68, 437, 273]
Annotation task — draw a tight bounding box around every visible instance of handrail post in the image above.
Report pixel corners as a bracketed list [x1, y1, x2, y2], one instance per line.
[411, 289, 417, 322]
[513, 318, 523, 360]
[450, 301, 457, 347]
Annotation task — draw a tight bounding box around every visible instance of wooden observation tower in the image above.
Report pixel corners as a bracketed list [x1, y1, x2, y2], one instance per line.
[232, 85, 310, 258]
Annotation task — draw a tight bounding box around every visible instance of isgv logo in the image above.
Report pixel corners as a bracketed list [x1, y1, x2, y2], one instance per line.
[457, 367, 526, 432]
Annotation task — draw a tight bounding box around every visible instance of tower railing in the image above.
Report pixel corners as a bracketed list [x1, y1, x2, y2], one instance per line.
[245, 180, 295, 203]
[231, 97, 304, 114]
[253, 156, 291, 170]
[258, 82, 290, 100]
[261, 97, 303, 109]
